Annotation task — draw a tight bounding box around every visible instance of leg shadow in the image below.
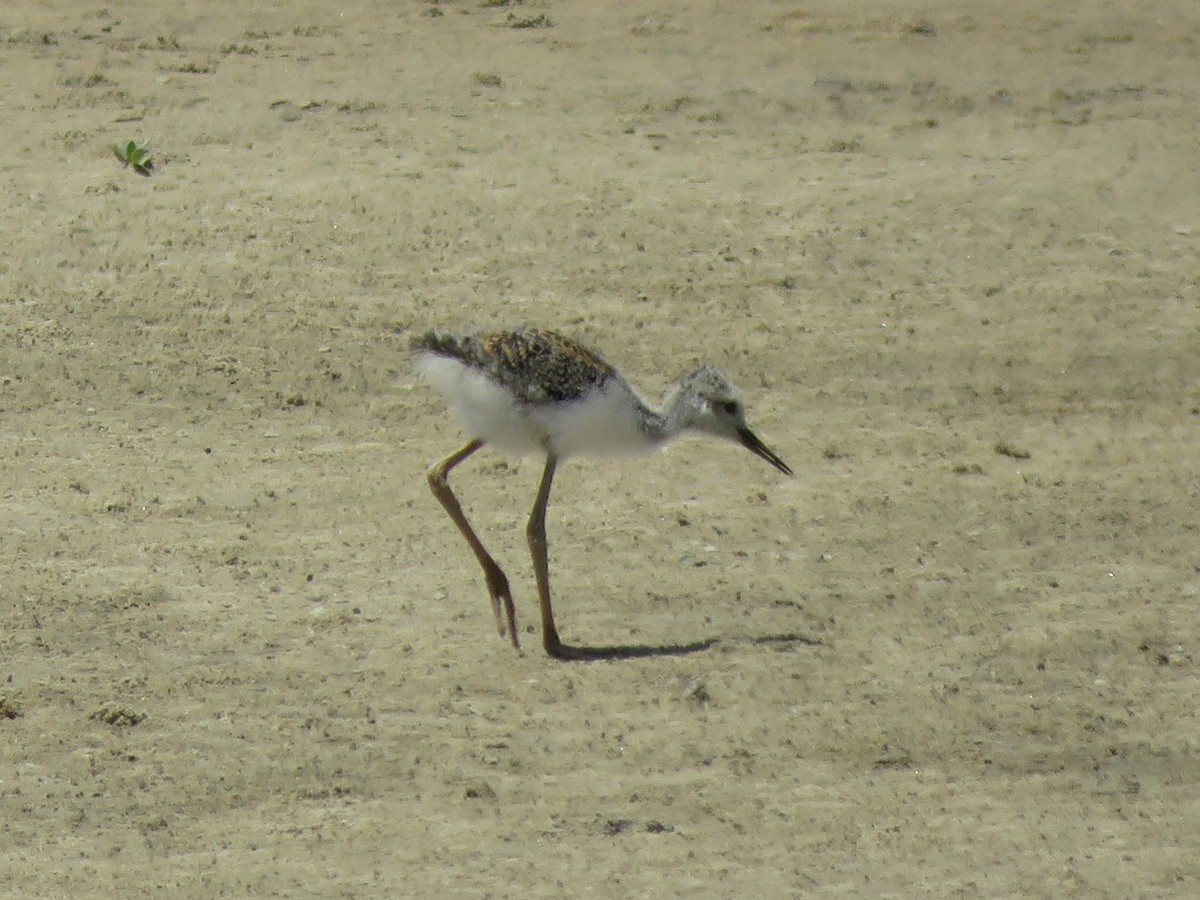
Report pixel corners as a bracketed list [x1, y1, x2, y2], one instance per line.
[547, 632, 823, 661]
[747, 632, 825, 648]
[549, 637, 720, 662]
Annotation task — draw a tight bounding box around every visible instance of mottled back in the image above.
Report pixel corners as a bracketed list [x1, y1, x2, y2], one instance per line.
[412, 327, 617, 404]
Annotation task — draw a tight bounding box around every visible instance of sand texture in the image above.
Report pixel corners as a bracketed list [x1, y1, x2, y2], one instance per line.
[2, 1, 1199, 896]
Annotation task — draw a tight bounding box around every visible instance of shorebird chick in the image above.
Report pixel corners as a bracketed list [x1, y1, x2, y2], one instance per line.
[413, 326, 791, 659]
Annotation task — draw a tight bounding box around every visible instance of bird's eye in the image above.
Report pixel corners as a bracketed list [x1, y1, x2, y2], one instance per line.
[718, 400, 739, 416]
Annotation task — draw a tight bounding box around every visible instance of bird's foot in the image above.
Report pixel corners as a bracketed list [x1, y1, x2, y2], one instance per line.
[484, 567, 520, 650]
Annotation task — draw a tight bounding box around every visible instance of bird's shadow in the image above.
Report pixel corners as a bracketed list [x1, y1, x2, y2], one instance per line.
[549, 637, 718, 661]
[548, 632, 822, 662]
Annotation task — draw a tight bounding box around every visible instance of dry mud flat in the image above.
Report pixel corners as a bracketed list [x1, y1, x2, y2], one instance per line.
[2, 1, 1199, 896]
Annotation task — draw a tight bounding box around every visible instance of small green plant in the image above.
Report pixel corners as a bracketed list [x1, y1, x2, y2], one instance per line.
[112, 139, 154, 175]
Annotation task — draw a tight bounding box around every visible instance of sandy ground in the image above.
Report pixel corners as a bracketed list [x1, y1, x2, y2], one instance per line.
[2, 0, 1199, 896]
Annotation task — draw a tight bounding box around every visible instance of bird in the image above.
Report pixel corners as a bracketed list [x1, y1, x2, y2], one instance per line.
[412, 326, 792, 660]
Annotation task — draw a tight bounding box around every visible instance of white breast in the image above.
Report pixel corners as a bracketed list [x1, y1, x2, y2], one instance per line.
[530, 380, 658, 458]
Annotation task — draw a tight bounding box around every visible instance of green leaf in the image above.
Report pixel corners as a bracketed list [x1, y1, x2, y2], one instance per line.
[112, 139, 152, 173]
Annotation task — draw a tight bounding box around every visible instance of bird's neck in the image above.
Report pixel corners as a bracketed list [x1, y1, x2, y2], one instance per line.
[636, 384, 696, 446]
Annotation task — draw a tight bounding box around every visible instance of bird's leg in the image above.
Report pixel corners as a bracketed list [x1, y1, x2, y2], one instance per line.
[527, 453, 569, 658]
[427, 439, 520, 650]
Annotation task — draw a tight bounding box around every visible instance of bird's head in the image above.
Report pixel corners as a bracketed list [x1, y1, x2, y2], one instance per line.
[670, 367, 792, 475]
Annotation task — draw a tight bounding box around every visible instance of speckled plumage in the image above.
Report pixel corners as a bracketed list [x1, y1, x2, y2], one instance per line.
[411, 328, 616, 404]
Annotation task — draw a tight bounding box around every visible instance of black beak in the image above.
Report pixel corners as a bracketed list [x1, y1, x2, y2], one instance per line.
[738, 426, 792, 476]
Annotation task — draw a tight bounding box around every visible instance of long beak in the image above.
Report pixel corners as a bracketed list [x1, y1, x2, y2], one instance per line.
[737, 426, 792, 476]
